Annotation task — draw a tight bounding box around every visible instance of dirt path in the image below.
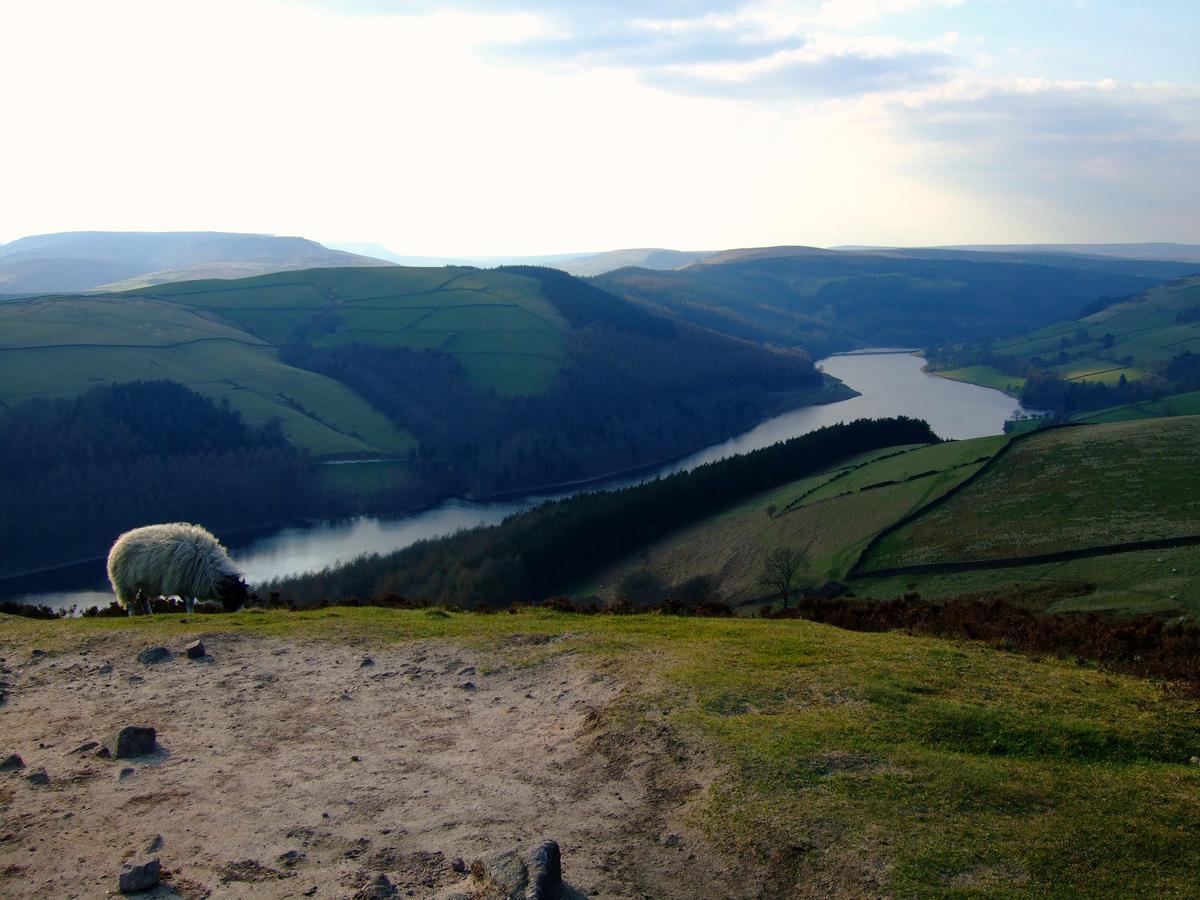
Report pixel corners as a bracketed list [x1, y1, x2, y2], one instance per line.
[0, 632, 752, 899]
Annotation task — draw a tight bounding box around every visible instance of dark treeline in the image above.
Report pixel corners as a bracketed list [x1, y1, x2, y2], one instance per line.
[0, 381, 312, 575]
[264, 417, 938, 608]
[282, 271, 826, 496]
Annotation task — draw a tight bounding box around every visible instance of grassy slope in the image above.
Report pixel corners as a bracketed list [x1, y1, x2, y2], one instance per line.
[138, 267, 570, 397]
[5, 607, 1198, 897]
[933, 365, 1026, 396]
[578, 437, 1004, 603]
[991, 277, 1200, 384]
[0, 294, 413, 456]
[868, 418, 1200, 568]
[0, 265, 574, 455]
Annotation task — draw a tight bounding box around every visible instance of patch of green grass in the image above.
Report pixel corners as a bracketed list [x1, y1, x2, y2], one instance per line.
[9, 608, 1182, 896]
[934, 365, 1026, 396]
[857, 544, 1200, 618]
[867, 418, 1200, 570]
[1073, 390, 1200, 424]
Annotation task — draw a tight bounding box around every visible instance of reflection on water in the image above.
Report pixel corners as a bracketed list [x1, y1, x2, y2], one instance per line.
[7, 352, 1029, 610]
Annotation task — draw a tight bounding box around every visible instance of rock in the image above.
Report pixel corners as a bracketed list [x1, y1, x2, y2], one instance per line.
[31, 649, 47, 658]
[100, 726, 157, 759]
[473, 840, 562, 900]
[353, 872, 398, 899]
[185, 640, 206, 660]
[25, 769, 50, 786]
[359, 657, 375, 668]
[457, 681, 477, 692]
[451, 857, 467, 873]
[0, 753, 25, 772]
[145, 835, 164, 853]
[136, 647, 172, 665]
[72, 741, 99, 754]
[277, 849, 306, 868]
[97, 663, 113, 675]
[661, 832, 682, 848]
[118, 768, 137, 780]
[118, 857, 161, 894]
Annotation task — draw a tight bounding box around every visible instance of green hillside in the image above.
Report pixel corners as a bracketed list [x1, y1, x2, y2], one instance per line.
[579, 436, 1005, 603]
[137, 266, 571, 396]
[552, 417, 1200, 619]
[0, 293, 413, 457]
[990, 276, 1200, 384]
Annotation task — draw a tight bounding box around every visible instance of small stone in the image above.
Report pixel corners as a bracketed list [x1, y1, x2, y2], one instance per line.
[118, 768, 137, 780]
[185, 640, 206, 660]
[277, 849, 306, 868]
[351, 755, 361, 762]
[136, 647, 172, 665]
[72, 741, 99, 754]
[145, 835, 164, 853]
[128, 675, 145, 684]
[353, 872, 398, 899]
[0, 753, 24, 772]
[662, 832, 682, 848]
[25, 769, 50, 786]
[457, 666, 476, 676]
[31, 649, 46, 658]
[100, 726, 157, 759]
[457, 682, 477, 692]
[118, 857, 161, 894]
[450, 857, 467, 873]
[359, 657, 375, 668]
[97, 663, 113, 675]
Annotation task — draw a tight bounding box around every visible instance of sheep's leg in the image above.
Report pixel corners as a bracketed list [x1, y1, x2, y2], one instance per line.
[143, 593, 154, 616]
[185, 596, 195, 614]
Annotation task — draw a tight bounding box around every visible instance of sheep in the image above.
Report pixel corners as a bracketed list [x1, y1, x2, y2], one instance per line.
[106, 523, 249, 616]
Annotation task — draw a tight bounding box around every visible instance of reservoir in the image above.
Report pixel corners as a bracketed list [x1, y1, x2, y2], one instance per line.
[5, 351, 1029, 611]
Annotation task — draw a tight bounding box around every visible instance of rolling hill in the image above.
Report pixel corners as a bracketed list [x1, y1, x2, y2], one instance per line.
[930, 275, 1200, 414]
[1, 264, 837, 493]
[0, 231, 391, 294]
[594, 247, 1195, 357]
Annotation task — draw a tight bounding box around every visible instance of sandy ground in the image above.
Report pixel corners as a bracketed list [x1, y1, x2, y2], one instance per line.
[0, 631, 755, 899]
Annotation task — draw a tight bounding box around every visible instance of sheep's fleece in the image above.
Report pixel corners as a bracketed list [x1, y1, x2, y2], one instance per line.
[107, 522, 239, 609]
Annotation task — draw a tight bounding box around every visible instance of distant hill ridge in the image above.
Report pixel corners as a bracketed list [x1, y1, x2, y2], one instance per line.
[0, 230, 391, 294]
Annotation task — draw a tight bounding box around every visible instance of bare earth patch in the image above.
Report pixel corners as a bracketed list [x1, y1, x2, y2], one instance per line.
[0, 633, 752, 898]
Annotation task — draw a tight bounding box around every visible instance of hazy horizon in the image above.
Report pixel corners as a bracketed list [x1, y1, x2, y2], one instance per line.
[3, 0, 1197, 254]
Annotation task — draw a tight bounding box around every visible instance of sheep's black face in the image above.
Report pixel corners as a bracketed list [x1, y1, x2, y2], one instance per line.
[216, 575, 249, 612]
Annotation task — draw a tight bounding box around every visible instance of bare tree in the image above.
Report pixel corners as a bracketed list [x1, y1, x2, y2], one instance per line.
[759, 546, 806, 610]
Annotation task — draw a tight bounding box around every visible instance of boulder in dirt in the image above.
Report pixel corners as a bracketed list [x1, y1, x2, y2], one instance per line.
[185, 640, 206, 660]
[473, 840, 562, 900]
[136, 647, 172, 665]
[25, 768, 50, 786]
[118, 857, 161, 894]
[353, 872, 398, 899]
[0, 753, 24, 772]
[100, 726, 157, 759]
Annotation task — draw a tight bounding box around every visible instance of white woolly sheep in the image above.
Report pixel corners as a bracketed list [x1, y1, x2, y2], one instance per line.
[106, 523, 249, 615]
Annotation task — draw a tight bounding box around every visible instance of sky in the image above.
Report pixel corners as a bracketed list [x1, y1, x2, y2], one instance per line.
[1, 0, 1197, 254]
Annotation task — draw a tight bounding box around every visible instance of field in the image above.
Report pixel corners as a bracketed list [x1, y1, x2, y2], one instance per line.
[931, 365, 1026, 395]
[580, 436, 1005, 603]
[865, 418, 1200, 571]
[138, 267, 570, 397]
[1073, 390, 1200, 424]
[0, 295, 413, 457]
[3, 607, 1198, 898]
[0, 265, 581, 455]
[989, 277, 1200, 384]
